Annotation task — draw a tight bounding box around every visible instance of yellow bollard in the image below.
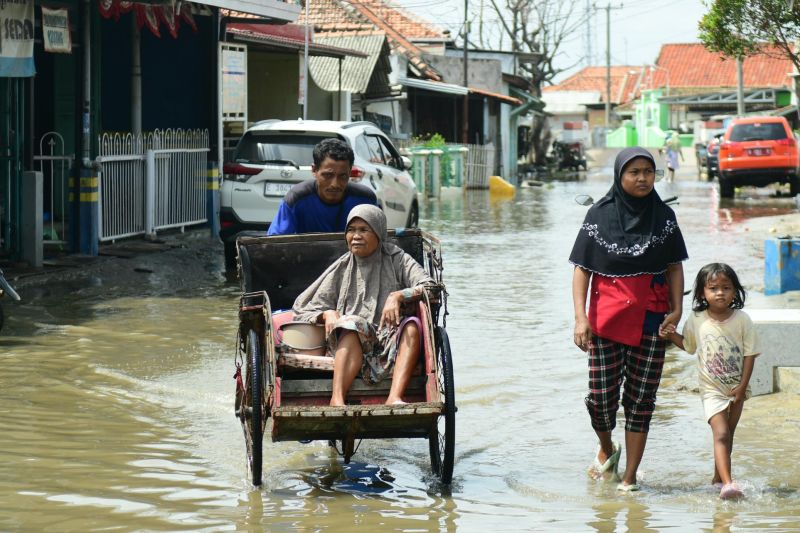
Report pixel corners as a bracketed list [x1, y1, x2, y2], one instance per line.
[489, 175, 516, 196]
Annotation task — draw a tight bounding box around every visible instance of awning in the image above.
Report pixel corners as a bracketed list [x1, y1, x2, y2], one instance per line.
[398, 77, 521, 105]
[309, 33, 387, 93]
[196, 0, 299, 22]
[227, 24, 368, 59]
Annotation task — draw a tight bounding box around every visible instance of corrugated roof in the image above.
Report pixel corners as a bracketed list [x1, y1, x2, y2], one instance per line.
[227, 25, 368, 58]
[399, 78, 521, 105]
[309, 33, 387, 93]
[654, 43, 793, 89]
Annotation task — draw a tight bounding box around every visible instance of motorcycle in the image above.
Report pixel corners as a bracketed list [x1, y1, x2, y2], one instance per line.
[0, 268, 21, 332]
[553, 140, 588, 171]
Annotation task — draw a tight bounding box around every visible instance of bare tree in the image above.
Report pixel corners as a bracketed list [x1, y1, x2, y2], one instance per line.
[486, 0, 585, 165]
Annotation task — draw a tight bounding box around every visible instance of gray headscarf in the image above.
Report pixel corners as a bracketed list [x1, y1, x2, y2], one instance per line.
[293, 205, 434, 326]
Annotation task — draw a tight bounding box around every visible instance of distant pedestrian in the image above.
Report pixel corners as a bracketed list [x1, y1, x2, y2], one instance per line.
[664, 132, 683, 183]
[660, 263, 759, 500]
[570, 147, 688, 492]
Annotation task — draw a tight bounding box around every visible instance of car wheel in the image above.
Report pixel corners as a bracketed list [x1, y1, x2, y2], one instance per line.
[719, 175, 735, 198]
[791, 175, 800, 197]
[224, 241, 237, 271]
[405, 201, 419, 229]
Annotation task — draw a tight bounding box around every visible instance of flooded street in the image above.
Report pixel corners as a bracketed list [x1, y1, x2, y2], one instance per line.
[2, 173, 800, 531]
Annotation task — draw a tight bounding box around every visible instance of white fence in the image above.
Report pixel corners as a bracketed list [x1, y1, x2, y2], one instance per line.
[33, 132, 73, 245]
[463, 142, 495, 189]
[95, 129, 209, 242]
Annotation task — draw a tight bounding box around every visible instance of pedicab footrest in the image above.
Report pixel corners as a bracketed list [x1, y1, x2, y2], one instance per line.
[273, 402, 444, 418]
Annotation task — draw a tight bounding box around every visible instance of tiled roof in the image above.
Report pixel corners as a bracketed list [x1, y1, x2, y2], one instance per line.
[544, 66, 646, 104]
[300, 0, 445, 40]
[298, 0, 443, 81]
[653, 43, 794, 89]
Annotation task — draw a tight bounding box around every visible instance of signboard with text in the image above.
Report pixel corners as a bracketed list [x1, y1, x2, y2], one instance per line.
[42, 7, 71, 53]
[0, 0, 35, 77]
[220, 43, 247, 120]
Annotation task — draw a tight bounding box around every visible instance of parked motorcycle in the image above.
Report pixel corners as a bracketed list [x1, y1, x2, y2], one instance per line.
[553, 140, 588, 171]
[0, 268, 21, 332]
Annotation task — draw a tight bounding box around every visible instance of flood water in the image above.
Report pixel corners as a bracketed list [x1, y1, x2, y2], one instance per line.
[2, 172, 800, 531]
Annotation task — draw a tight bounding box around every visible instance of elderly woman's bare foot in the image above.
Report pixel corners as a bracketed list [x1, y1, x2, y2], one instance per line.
[385, 398, 407, 405]
[330, 397, 345, 407]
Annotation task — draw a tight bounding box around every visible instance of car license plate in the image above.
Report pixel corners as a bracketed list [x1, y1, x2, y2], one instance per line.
[263, 182, 293, 197]
[747, 147, 771, 156]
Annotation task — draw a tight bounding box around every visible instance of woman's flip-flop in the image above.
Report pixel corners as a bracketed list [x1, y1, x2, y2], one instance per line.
[589, 442, 621, 478]
[617, 482, 640, 492]
[719, 482, 743, 500]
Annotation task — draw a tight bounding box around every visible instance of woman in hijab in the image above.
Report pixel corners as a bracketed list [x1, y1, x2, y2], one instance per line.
[293, 204, 437, 406]
[570, 147, 688, 492]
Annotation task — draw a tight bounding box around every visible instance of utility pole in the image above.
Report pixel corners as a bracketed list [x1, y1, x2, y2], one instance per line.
[585, 0, 593, 66]
[736, 56, 745, 116]
[602, 3, 623, 130]
[462, 0, 469, 144]
[302, 0, 310, 120]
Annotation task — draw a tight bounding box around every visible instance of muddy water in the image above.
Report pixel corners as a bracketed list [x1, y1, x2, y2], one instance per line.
[1, 177, 799, 531]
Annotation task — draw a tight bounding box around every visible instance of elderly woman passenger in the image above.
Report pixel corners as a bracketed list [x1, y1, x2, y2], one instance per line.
[292, 205, 437, 406]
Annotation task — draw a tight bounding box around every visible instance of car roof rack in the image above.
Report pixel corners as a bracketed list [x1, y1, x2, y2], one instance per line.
[250, 119, 282, 129]
[341, 121, 378, 130]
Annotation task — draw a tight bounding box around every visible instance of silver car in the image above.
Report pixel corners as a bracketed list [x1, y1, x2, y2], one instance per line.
[219, 120, 419, 266]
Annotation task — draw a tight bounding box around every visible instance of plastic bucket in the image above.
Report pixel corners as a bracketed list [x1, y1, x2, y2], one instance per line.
[279, 322, 326, 355]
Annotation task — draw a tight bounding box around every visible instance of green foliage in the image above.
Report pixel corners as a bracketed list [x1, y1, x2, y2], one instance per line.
[699, 0, 800, 69]
[423, 133, 447, 149]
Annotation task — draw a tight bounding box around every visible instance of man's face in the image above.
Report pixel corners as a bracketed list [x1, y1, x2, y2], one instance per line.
[313, 157, 351, 204]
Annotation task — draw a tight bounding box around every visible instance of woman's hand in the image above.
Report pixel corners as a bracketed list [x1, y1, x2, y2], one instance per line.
[574, 316, 592, 352]
[661, 310, 681, 334]
[321, 310, 341, 337]
[379, 292, 404, 329]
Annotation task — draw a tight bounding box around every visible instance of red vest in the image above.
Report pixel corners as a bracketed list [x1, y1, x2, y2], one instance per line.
[588, 273, 670, 346]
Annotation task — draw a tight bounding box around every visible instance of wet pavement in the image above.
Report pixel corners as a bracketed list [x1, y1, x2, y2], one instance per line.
[1, 158, 800, 531]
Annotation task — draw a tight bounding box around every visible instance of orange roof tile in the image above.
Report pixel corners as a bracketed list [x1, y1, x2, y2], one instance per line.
[653, 43, 793, 90]
[544, 66, 646, 104]
[298, 0, 444, 81]
[300, 0, 445, 41]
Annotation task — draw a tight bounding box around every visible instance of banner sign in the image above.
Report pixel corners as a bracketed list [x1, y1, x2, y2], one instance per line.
[221, 44, 247, 119]
[0, 0, 35, 77]
[42, 7, 71, 54]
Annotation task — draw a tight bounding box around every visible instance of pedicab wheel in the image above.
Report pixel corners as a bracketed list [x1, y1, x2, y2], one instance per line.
[429, 326, 455, 484]
[241, 329, 265, 486]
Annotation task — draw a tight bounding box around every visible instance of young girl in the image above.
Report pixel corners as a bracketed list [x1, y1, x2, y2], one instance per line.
[660, 263, 759, 500]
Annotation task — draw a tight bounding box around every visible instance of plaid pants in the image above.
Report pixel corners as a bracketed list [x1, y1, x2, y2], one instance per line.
[585, 333, 666, 433]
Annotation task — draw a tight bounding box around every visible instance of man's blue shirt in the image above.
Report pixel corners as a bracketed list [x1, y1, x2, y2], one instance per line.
[267, 179, 378, 235]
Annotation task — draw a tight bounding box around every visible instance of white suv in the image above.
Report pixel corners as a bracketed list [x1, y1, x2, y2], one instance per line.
[219, 120, 419, 265]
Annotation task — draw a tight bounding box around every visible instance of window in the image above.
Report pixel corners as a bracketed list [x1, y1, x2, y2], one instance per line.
[234, 132, 338, 166]
[376, 135, 402, 169]
[729, 122, 787, 142]
[364, 135, 388, 165]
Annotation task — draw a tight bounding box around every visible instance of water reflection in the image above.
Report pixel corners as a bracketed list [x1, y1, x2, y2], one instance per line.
[1, 178, 799, 530]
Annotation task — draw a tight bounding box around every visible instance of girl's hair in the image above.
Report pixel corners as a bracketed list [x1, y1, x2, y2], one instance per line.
[691, 262, 746, 312]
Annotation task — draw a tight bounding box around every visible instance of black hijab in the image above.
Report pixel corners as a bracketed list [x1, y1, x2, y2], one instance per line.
[569, 147, 688, 276]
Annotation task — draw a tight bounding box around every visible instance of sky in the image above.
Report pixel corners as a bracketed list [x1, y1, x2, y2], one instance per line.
[393, 0, 709, 83]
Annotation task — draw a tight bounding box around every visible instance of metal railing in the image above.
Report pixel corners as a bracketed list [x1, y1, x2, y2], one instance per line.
[33, 132, 74, 246]
[96, 129, 209, 242]
[400, 141, 496, 190]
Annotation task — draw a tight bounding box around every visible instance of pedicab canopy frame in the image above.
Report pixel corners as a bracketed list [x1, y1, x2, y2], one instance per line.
[232, 229, 455, 486]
